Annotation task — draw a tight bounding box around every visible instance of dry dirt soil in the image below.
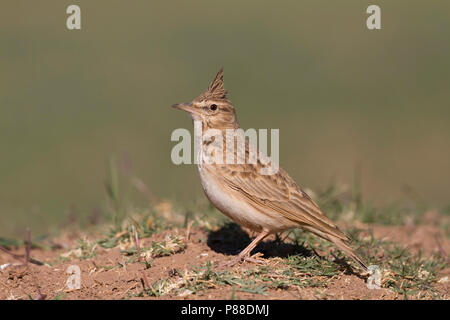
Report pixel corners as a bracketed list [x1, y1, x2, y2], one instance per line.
[0, 222, 448, 300]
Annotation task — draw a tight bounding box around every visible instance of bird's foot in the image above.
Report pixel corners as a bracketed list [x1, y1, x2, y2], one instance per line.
[245, 252, 265, 264]
[223, 252, 266, 267]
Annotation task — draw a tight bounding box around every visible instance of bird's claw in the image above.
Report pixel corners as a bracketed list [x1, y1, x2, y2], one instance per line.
[223, 252, 265, 267]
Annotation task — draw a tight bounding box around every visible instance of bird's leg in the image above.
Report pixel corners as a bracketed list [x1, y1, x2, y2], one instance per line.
[225, 229, 270, 267]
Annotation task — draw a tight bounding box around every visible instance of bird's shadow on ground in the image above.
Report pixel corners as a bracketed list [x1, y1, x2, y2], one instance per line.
[206, 223, 364, 278]
[206, 223, 312, 259]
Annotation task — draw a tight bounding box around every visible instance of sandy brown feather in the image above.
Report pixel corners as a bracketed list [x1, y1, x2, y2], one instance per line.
[174, 67, 367, 269]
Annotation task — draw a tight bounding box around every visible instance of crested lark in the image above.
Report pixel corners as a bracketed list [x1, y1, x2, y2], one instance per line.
[172, 68, 367, 270]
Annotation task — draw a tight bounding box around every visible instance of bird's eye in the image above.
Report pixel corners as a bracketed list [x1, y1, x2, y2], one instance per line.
[210, 104, 218, 111]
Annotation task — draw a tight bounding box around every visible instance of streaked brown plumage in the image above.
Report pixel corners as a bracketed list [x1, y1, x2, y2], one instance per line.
[173, 68, 367, 270]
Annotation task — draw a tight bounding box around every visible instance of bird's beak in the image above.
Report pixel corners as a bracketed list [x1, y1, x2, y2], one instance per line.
[172, 102, 198, 115]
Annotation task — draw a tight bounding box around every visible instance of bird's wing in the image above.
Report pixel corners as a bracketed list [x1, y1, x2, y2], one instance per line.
[207, 153, 349, 242]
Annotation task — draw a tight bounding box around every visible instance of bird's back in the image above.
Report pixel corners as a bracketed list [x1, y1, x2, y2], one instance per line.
[199, 134, 349, 241]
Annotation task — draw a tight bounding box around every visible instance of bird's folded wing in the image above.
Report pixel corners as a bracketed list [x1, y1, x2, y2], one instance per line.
[209, 163, 349, 242]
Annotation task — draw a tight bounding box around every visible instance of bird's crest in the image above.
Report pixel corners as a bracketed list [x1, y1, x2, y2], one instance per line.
[195, 67, 229, 102]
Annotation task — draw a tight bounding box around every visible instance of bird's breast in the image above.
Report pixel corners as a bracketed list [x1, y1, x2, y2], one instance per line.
[197, 164, 294, 232]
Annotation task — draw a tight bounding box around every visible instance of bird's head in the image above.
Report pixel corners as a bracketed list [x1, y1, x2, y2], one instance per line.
[172, 68, 239, 130]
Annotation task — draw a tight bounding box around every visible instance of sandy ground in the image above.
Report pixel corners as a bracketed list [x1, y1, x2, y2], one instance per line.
[0, 223, 448, 300]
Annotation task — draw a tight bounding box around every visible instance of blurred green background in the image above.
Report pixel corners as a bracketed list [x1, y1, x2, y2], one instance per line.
[1, 1, 449, 237]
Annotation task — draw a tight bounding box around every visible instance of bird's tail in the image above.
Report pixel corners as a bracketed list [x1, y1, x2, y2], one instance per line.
[303, 226, 367, 271]
[329, 236, 368, 270]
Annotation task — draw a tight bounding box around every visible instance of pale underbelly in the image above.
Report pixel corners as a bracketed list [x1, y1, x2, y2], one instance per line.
[197, 166, 296, 233]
